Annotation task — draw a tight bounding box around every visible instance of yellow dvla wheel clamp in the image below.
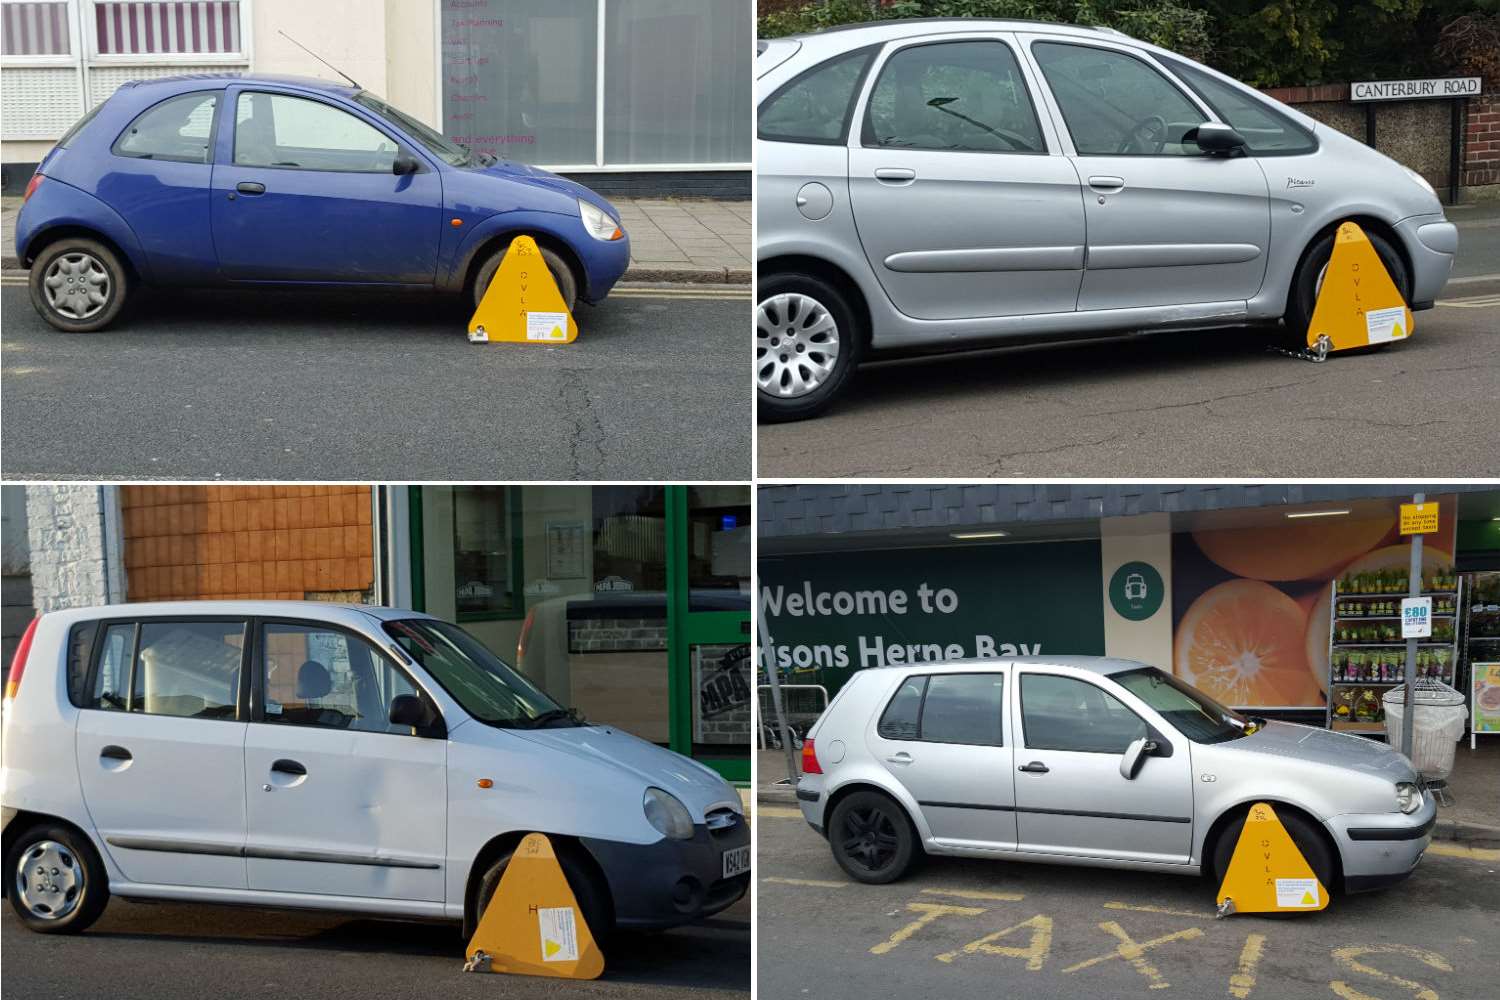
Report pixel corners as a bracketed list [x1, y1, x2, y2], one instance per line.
[1289, 221, 1414, 362]
[467, 234, 579, 345]
[1215, 802, 1329, 917]
[463, 832, 605, 979]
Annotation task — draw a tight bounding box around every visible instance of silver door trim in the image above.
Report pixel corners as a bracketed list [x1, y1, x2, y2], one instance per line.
[1087, 243, 1262, 269]
[884, 246, 1085, 273]
[106, 836, 440, 870]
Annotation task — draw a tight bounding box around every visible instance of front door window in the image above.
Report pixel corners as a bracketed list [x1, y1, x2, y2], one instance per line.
[1032, 42, 1206, 156]
[234, 92, 398, 172]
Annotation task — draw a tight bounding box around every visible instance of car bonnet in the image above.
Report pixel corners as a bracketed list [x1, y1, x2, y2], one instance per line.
[1229, 720, 1417, 781]
[475, 160, 620, 219]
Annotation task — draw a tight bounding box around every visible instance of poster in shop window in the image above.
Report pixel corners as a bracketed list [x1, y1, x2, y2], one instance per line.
[1474, 663, 1500, 735]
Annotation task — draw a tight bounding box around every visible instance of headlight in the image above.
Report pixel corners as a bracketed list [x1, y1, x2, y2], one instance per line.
[643, 787, 695, 840]
[1404, 168, 1436, 199]
[1396, 781, 1421, 814]
[579, 198, 624, 241]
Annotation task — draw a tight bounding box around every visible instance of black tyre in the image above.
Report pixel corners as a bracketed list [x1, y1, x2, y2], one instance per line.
[5, 823, 110, 934]
[828, 790, 918, 885]
[472, 241, 578, 313]
[756, 273, 862, 423]
[1211, 808, 1337, 899]
[465, 841, 612, 943]
[28, 237, 130, 333]
[1282, 227, 1409, 350]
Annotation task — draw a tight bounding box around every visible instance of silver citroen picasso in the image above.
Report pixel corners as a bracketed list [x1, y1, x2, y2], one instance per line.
[756, 20, 1459, 420]
[795, 658, 1435, 902]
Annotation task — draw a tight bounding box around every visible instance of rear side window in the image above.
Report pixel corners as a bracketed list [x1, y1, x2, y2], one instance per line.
[759, 46, 875, 145]
[863, 41, 1044, 153]
[66, 622, 95, 707]
[88, 622, 135, 712]
[112, 91, 219, 164]
[57, 103, 105, 149]
[1157, 55, 1317, 156]
[877, 672, 1005, 746]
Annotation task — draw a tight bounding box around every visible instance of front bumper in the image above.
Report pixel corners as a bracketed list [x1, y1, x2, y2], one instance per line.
[581, 814, 748, 929]
[1328, 790, 1437, 893]
[1396, 214, 1457, 309]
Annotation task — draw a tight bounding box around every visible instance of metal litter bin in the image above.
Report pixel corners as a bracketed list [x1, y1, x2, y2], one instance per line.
[1383, 679, 1467, 789]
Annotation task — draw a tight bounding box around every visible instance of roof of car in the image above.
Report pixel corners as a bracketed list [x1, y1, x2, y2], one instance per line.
[115, 72, 359, 97]
[861, 655, 1153, 676]
[789, 18, 1132, 45]
[40, 600, 434, 625]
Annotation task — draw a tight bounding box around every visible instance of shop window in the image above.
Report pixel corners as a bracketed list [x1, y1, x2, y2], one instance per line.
[93, 1, 243, 56]
[687, 486, 750, 595]
[1, 2, 70, 55]
[453, 486, 523, 619]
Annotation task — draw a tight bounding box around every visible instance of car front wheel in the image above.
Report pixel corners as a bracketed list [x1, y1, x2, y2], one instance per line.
[29, 238, 130, 333]
[1211, 807, 1337, 902]
[5, 823, 110, 933]
[756, 273, 861, 423]
[1282, 227, 1410, 351]
[473, 241, 578, 313]
[465, 841, 612, 944]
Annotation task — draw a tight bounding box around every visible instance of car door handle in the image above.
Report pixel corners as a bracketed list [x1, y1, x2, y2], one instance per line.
[1018, 761, 1050, 773]
[271, 758, 306, 776]
[235, 181, 266, 195]
[886, 752, 913, 765]
[874, 167, 916, 183]
[1087, 175, 1125, 192]
[99, 745, 132, 761]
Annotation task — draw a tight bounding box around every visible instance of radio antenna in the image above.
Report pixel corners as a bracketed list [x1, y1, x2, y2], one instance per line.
[278, 30, 360, 89]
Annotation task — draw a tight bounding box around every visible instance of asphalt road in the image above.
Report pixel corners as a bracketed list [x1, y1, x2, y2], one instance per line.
[0, 283, 750, 481]
[0, 892, 748, 1000]
[756, 805, 1500, 1000]
[758, 284, 1500, 478]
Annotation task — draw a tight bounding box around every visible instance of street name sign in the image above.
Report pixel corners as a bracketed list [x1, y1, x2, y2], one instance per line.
[1351, 77, 1481, 102]
[1399, 502, 1440, 535]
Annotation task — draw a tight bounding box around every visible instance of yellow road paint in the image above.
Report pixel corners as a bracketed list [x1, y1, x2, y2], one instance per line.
[869, 902, 985, 956]
[1216, 801, 1328, 914]
[762, 876, 847, 888]
[1426, 841, 1500, 863]
[1329, 943, 1451, 1000]
[1062, 920, 1205, 990]
[1230, 932, 1266, 999]
[1306, 221, 1413, 351]
[921, 887, 1025, 901]
[1103, 901, 1213, 920]
[1436, 293, 1500, 309]
[464, 832, 604, 979]
[936, 913, 1053, 970]
[610, 288, 749, 298]
[467, 234, 577, 345]
[757, 806, 804, 819]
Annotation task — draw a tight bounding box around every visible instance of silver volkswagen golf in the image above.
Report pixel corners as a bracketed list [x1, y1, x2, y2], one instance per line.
[795, 658, 1435, 902]
[756, 20, 1459, 420]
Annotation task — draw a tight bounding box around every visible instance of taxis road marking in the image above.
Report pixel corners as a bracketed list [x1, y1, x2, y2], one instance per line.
[1426, 841, 1500, 862]
[1103, 901, 1215, 920]
[1230, 932, 1267, 999]
[870, 902, 985, 955]
[1061, 920, 1205, 990]
[610, 287, 748, 300]
[921, 887, 1025, 901]
[762, 876, 847, 888]
[1435, 293, 1500, 308]
[936, 913, 1053, 970]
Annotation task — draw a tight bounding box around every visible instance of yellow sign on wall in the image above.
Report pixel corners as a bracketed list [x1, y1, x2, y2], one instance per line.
[1399, 502, 1440, 535]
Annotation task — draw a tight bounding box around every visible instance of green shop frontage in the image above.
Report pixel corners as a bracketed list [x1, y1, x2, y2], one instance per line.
[378, 485, 751, 782]
[758, 485, 1500, 740]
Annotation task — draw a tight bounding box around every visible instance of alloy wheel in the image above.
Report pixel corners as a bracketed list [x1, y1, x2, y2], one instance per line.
[757, 292, 840, 398]
[43, 252, 111, 321]
[839, 806, 900, 873]
[14, 840, 84, 921]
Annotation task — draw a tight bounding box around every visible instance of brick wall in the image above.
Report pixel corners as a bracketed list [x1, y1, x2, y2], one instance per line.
[568, 618, 668, 653]
[1463, 94, 1500, 188]
[120, 485, 374, 602]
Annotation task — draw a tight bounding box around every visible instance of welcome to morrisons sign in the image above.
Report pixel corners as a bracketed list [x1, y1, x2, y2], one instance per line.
[1351, 77, 1481, 102]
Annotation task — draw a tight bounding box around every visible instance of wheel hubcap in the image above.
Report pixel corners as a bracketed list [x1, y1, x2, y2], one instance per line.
[43, 252, 111, 320]
[15, 840, 84, 920]
[840, 807, 899, 872]
[757, 293, 840, 398]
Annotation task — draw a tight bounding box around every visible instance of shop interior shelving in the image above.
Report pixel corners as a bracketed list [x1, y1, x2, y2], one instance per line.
[1326, 570, 1463, 734]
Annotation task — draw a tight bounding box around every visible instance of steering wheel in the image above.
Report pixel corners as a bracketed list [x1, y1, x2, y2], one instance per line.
[1117, 114, 1168, 155]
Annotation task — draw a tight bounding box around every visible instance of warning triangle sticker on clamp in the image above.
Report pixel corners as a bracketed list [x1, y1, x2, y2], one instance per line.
[1215, 801, 1329, 917]
[467, 235, 579, 345]
[1306, 221, 1413, 353]
[463, 832, 605, 979]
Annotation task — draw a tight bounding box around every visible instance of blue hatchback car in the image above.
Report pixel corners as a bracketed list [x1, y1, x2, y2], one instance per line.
[15, 74, 631, 332]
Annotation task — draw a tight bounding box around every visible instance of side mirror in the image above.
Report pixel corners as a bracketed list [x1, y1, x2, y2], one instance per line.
[1190, 123, 1247, 155]
[393, 153, 420, 176]
[1119, 736, 1159, 779]
[389, 693, 431, 731]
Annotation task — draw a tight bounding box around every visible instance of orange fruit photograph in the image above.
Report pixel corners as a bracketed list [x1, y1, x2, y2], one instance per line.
[1174, 578, 1323, 708]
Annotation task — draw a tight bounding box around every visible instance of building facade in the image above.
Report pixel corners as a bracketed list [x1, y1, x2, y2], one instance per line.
[1, 0, 752, 195]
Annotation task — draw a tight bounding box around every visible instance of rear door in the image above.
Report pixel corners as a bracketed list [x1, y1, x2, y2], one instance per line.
[847, 34, 1087, 321]
[1022, 36, 1270, 312]
[242, 619, 446, 902]
[866, 671, 1017, 850]
[1012, 670, 1193, 864]
[210, 88, 443, 283]
[74, 618, 250, 889]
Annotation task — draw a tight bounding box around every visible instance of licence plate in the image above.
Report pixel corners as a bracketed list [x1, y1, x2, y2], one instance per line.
[722, 845, 751, 878]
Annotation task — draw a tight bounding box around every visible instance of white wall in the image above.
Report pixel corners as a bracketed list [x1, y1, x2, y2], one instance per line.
[1100, 513, 1174, 669]
[24, 485, 125, 612]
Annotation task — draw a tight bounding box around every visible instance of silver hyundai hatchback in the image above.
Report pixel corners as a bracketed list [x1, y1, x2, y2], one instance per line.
[795, 658, 1435, 901]
[756, 20, 1459, 420]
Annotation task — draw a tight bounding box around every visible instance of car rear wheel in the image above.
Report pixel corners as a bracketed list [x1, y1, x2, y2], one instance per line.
[465, 841, 612, 944]
[29, 238, 130, 333]
[828, 790, 917, 885]
[1281, 227, 1409, 351]
[5, 823, 110, 934]
[473, 241, 578, 313]
[756, 273, 861, 423]
[1211, 808, 1337, 901]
